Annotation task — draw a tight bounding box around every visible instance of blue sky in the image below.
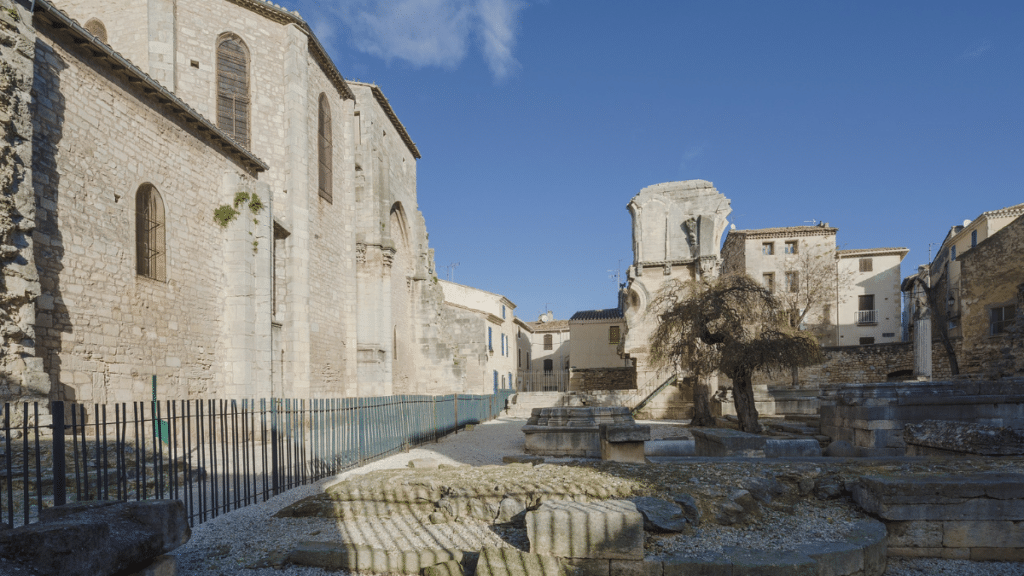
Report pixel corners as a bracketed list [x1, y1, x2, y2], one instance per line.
[284, 0, 1024, 322]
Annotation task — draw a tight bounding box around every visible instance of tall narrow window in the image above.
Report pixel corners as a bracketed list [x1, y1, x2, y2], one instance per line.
[317, 94, 333, 202]
[543, 334, 553, 350]
[135, 184, 166, 281]
[971, 230, 977, 248]
[216, 35, 249, 148]
[609, 325, 621, 344]
[763, 273, 775, 293]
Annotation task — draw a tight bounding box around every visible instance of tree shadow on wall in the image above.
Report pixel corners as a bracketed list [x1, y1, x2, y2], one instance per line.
[31, 36, 71, 408]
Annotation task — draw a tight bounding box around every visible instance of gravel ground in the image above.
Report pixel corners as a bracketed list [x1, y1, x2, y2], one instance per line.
[171, 416, 1024, 576]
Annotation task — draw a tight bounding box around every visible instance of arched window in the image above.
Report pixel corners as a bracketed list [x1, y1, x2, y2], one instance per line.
[543, 334, 553, 350]
[84, 18, 107, 43]
[216, 35, 250, 148]
[317, 94, 332, 202]
[135, 184, 166, 281]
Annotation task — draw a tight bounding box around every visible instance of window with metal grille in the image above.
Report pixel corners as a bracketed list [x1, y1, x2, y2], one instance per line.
[859, 337, 875, 345]
[317, 94, 332, 202]
[543, 334, 553, 350]
[859, 258, 873, 272]
[609, 325, 620, 344]
[216, 35, 249, 148]
[543, 359, 553, 373]
[991, 305, 1016, 335]
[135, 184, 165, 281]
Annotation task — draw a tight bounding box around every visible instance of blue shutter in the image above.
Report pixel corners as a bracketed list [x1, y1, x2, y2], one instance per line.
[488, 327, 492, 351]
[493, 370, 498, 392]
[508, 372, 512, 389]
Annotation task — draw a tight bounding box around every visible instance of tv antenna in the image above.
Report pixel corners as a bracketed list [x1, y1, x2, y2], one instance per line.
[608, 259, 624, 287]
[804, 219, 819, 226]
[445, 262, 460, 282]
[927, 243, 942, 263]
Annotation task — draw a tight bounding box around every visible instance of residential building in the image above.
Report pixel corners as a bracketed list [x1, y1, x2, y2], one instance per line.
[927, 203, 1024, 341]
[520, 313, 570, 392]
[835, 248, 908, 346]
[568, 308, 629, 369]
[721, 225, 908, 347]
[438, 281, 518, 394]
[911, 205, 1024, 377]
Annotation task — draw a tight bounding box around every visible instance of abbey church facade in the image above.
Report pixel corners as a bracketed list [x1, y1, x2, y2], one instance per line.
[1, 0, 480, 405]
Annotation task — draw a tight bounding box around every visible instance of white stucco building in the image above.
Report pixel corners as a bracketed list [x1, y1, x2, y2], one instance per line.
[438, 280, 517, 393]
[721, 225, 908, 346]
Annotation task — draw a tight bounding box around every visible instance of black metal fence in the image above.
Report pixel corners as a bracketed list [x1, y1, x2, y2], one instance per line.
[0, 390, 514, 528]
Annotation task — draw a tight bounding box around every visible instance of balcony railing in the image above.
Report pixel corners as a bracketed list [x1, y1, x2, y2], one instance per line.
[857, 310, 878, 325]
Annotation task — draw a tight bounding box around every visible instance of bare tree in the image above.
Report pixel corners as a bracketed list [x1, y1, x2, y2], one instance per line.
[649, 274, 825, 433]
[773, 243, 853, 341]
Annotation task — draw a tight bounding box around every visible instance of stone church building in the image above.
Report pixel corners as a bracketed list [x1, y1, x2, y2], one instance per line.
[1, 0, 483, 406]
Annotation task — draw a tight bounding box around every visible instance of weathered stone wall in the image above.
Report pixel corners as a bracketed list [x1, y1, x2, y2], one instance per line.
[0, 0, 47, 402]
[50, 0, 149, 80]
[755, 340, 957, 389]
[31, 19, 264, 404]
[621, 180, 732, 420]
[821, 379, 1024, 456]
[569, 367, 636, 392]
[958, 214, 1024, 378]
[306, 55, 357, 397]
[440, 303, 488, 394]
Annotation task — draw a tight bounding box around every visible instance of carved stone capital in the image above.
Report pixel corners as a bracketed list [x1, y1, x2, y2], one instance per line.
[382, 247, 396, 268]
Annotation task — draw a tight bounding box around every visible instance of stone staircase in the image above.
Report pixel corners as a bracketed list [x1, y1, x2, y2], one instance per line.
[504, 392, 567, 418]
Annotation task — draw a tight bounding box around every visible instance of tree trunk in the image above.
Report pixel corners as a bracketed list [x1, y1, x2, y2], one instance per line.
[926, 287, 960, 376]
[732, 370, 761, 433]
[690, 377, 715, 427]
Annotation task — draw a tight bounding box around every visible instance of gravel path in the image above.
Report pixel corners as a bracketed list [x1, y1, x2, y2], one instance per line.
[171, 416, 1024, 576]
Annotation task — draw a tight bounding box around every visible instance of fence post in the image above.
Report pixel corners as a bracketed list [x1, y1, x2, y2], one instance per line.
[270, 398, 279, 495]
[51, 401, 66, 507]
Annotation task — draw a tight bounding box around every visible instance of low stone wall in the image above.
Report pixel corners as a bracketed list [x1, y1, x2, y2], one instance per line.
[569, 367, 636, 392]
[820, 379, 1024, 456]
[853, 473, 1024, 561]
[756, 341, 958, 390]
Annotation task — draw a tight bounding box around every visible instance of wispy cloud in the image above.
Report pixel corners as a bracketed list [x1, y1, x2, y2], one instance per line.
[680, 145, 706, 174]
[326, 0, 525, 80]
[957, 40, 993, 62]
